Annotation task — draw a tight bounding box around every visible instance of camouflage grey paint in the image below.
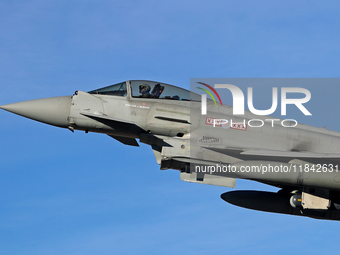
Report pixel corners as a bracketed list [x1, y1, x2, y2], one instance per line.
[2, 79, 340, 221]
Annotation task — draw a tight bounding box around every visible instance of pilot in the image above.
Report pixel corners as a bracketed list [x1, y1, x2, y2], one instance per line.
[139, 84, 151, 97]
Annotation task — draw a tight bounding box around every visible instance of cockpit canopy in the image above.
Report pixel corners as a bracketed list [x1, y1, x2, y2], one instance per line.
[88, 82, 127, 96]
[89, 80, 200, 101]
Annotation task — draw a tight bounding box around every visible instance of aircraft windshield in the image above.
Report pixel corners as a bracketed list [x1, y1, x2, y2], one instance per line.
[130, 80, 196, 101]
[89, 82, 127, 96]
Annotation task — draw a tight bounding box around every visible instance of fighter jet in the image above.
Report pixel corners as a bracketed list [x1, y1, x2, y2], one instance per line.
[2, 80, 340, 221]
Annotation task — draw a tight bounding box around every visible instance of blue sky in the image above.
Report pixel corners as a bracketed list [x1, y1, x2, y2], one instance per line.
[1, 1, 340, 254]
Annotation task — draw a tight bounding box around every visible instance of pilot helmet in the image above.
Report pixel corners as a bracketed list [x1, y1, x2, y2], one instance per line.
[139, 84, 151, 94]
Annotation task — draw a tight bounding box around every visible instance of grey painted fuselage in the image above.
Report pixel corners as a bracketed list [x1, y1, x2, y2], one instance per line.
[2, 80, 340, 221]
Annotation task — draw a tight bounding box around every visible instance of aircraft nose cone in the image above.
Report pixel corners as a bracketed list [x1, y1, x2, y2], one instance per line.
[0, 96, 72, 127]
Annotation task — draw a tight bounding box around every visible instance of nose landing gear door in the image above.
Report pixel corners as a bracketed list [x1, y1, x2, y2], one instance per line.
[68, 91, 106, 130]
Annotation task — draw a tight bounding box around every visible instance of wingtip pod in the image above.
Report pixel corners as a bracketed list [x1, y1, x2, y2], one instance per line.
[221, 190, 340, 221]
[221, 190, 292, 213]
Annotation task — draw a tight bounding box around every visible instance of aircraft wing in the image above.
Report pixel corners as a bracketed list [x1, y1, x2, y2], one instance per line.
[80, 112, 145, 134]
[108, 135, 140, 147]
[80, 112, 135, 125]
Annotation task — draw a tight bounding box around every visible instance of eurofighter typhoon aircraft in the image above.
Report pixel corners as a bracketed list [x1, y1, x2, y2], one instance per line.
[2, 80, 340, 221]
